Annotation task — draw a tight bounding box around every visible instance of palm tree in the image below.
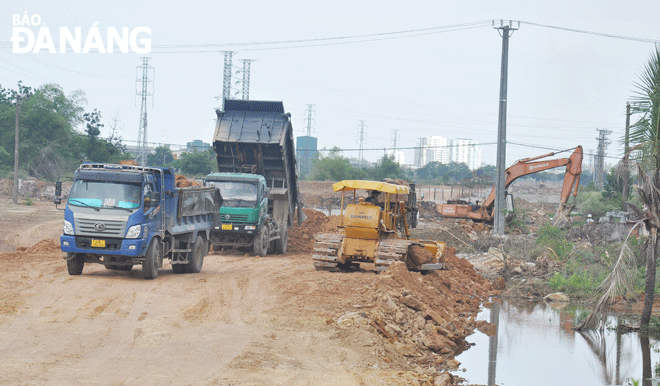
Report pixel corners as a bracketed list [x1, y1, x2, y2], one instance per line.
[578, 45, 660, 330]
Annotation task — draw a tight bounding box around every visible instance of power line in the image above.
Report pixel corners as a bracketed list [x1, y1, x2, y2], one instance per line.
[150, 21, 491, 49]
[522, 21, 660, 44]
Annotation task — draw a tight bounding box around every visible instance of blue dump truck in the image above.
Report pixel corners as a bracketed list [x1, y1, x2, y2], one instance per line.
[54, 163, 222, 279]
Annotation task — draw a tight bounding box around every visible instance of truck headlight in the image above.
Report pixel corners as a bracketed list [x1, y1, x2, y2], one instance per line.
[125, 225, 141, 239]
[63, 220, 74, 235]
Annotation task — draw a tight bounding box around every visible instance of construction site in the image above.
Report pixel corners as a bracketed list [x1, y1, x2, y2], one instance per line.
[1, 168, 655, 385]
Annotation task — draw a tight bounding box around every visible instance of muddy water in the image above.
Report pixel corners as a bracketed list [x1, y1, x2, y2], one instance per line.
[456, 300, 660, 386]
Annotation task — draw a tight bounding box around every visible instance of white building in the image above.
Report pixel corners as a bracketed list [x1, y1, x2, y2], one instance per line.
[386, 149, 405, 165]
[414, 136, 452, 167]
[452, 139, 482, 170]
[414, 136, 482, 169]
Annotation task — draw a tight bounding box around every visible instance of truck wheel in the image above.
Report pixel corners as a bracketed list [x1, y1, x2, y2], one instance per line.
[253, 226, 268, 257]
[276, 226, 288, 254]
[143, 238, 161, 280]
[185, 236, 205, 273]
[67, 253, 84, 275]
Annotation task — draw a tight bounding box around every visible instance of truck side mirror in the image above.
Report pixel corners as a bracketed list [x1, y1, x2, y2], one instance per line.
[54, 181, 62, 205]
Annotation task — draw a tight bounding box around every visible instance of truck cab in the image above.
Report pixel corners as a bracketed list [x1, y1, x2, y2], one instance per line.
[204, 173, 279, 256]
[61, 164, 162, 260]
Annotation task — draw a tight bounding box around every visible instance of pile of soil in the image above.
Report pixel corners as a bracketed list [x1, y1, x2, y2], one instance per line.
[288, 209, 341, 253]
[331, 252, 494, 378]
[175, 174, 201, 188]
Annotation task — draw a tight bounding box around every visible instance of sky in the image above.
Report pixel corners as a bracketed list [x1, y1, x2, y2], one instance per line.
[1, 0, 659, 169]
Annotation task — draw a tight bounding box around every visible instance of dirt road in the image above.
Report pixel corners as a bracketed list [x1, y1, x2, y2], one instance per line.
[0, 198, 491, 385]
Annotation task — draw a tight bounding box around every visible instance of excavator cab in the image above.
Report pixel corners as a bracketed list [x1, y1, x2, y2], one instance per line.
[313, 180, 446, 272]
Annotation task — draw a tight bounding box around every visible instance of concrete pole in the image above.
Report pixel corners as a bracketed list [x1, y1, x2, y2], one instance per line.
[13, 93, 20, 205]
[494, 23, 514, 235]
[622, 102, 630, 210]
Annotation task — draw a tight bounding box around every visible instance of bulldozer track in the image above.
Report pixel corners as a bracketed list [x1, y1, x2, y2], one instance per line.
[374, 238, 413, 271]
[312, 233, 344, 270]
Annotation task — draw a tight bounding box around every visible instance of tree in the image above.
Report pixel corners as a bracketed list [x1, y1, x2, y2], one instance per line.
[579, 46, 660, 330]
[369, 154, 408, 181]
[310, 147, 366, 181]
[175, 148, 215, 176]
[147, 146, 175, 168]
[83, 109, 103, 161]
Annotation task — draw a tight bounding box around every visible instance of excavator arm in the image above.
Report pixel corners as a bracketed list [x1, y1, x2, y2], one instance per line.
[437, 146, 583, 227]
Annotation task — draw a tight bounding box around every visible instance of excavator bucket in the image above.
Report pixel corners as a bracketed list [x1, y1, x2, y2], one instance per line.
[551, 204, 575, 229]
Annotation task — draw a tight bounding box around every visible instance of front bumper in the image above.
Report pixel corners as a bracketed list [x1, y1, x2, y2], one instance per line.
[60, 235, 148, 257]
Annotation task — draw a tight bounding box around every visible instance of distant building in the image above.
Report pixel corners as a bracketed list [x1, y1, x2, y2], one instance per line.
[453, 139, 481, 170]
[414, 136, 452, 167]
[296, 136, 318, 177]
[386, 149, 405, 165]
[186, 139, 211, 151]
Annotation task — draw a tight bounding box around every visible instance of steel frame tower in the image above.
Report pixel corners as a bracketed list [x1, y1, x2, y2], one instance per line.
[222, 51, 233, 103]
[304, 104, 315, 136]
[358, 120, 366, 167]
[595, 129, 612, 189]
[136, 57, 154, 166]
[239, 59, 255, 100]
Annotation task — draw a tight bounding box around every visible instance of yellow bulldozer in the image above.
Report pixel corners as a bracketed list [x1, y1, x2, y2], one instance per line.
[313, 180, 447, 272]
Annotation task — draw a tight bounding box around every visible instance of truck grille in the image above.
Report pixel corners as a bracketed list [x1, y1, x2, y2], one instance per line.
[223, 214, 249, 223]
[75, 217, 126, 238]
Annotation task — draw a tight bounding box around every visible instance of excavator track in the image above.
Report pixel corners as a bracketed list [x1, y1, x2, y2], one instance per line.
[374, 238, 413, 271]
[312, 233, 345, 270]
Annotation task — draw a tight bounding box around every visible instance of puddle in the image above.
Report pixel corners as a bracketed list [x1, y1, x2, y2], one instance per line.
[456, 300, 660, 386]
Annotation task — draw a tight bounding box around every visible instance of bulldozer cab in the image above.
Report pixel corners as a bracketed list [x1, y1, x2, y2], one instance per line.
[332, 180, 410, 236]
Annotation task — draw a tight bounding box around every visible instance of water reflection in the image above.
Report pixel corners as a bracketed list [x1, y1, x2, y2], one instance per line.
[456, 300, 660, 386]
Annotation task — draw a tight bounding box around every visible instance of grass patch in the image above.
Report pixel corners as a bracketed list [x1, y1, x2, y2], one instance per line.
[549, 270, 608, 296]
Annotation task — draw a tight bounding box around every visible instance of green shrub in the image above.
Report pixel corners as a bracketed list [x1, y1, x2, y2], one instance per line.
[549, 270, 606, 295]
[577, 191, 619, 219]
[536, 225, 572, 260]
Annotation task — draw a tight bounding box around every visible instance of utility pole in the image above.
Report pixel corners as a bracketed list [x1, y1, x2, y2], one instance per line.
[239, 59, 255, 100]
[493, 20, 519, 235]
[622, 103, 631, 210]
[358, 120, 366, 168]
[136, 57, 154, 166]
[13, 92, 20, 204]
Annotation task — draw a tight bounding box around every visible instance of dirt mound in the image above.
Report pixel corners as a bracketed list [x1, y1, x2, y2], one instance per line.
[175, 174, 201, 188]
[0, 239, 61, 266]
[288, 209, 342, 253]
[27, 239, 61, 254]
[331, 250, 494, 375]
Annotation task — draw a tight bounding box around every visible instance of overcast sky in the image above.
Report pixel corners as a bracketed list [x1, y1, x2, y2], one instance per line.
[1, 0, 659, 168]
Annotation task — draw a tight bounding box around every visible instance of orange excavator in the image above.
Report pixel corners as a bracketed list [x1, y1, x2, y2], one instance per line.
[437, 146, 583, 229]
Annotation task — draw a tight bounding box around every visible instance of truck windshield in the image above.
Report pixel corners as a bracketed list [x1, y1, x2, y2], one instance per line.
[68, 180, 142, 209]
[207, 181, 258, 207]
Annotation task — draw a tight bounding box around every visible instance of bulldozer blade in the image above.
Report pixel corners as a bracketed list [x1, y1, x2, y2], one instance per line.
[419, 263, 445, 271]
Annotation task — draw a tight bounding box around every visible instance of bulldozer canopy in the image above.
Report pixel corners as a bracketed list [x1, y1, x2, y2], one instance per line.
[332, 180, 410, 195]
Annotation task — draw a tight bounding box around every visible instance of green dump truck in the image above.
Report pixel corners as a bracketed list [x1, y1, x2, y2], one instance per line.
[205, 100, 305, 256]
